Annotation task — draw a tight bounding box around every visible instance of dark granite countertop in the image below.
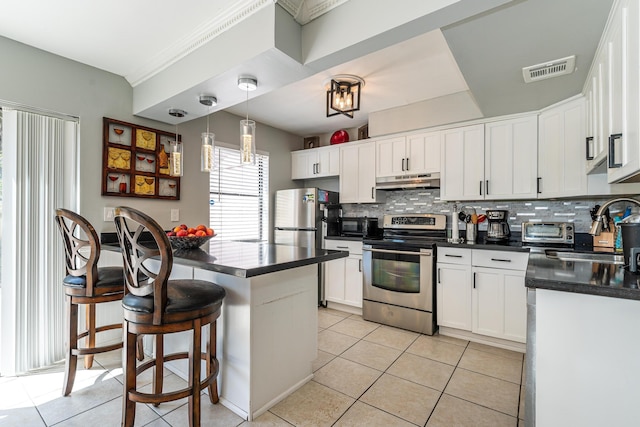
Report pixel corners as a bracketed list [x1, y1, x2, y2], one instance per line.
[525, 250, 640, 301]
[102, 240, 348, 278]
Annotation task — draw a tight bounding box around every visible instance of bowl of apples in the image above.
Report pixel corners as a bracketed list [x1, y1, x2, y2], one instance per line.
[166, 224, 215, 249]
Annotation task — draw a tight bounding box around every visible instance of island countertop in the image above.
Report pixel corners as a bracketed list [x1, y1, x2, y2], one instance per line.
[525, 250, 640, 301]
[103, 240, 348, 278]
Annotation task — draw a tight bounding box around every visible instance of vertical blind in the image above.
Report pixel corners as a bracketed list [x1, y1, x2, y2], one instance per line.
[1, 109, 78, 374]
[209, 145, 269, 242]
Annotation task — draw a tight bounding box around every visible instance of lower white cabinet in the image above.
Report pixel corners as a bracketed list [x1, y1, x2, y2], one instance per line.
[324, 240, 363, 308]
[436, 247, 528, 343]
[436, 247, 472, 330]
[472, 250, 528, 343]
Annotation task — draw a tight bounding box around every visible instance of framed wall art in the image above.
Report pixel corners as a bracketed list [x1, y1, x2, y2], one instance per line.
[101, 117, 181, 200]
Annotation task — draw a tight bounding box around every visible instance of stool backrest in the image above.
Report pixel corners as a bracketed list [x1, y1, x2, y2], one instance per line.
[114, 206, 172, 325]
[55, 208, 100, 296]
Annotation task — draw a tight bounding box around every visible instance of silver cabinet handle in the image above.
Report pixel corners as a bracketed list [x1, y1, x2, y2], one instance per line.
[491, 258, 512, 262]
[406, 157, 410, 171]
[401, 158, 405, 171]
[359, 259, 362, 272]
[445, 254, 462, 258]
[336, 246, 349, 249]
[371, 187, 374, 199]
[437, 268, 441, 284]
[609, 133, 623, 168]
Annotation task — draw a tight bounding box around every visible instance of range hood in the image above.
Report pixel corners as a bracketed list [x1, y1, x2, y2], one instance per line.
[376, 173, 441, 190]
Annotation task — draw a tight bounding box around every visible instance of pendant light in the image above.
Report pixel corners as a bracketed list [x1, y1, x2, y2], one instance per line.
[169, 123, 183, 177]
[238, 77, 257, 165]
[199, 95, 217, 172]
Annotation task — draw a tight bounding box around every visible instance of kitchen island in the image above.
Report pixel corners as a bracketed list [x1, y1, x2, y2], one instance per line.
[525, 251, 640, 427]
[103, 240, 348, 421]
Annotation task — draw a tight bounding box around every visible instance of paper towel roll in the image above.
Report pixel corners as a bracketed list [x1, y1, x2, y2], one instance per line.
[452, 210, 459, 242]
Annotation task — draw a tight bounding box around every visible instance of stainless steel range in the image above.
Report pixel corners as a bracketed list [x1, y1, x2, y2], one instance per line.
[362, 213, 447, 335]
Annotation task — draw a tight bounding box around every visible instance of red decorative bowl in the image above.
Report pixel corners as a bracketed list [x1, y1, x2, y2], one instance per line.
[330, 130, 350, 145]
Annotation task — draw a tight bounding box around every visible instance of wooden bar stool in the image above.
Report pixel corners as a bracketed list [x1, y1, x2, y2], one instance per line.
[55, 208, 127, 396]
[114, 207, 226, 427]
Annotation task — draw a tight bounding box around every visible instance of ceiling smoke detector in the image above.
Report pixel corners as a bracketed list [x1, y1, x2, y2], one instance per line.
[522, 55, 576, 83]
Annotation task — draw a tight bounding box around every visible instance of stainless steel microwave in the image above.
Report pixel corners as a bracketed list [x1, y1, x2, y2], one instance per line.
[521, 222, 574, 244]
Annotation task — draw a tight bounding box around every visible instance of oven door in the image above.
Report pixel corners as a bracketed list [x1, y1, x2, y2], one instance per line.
[362, 245, 433, 311]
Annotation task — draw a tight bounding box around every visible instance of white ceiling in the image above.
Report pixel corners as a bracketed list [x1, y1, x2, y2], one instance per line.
[0, 0, 614, 136]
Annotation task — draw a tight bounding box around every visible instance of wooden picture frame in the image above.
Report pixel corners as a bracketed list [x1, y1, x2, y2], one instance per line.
[358, 124, 369, 140]
[303, 136, 319, 149]
[101, 117, 181, 200]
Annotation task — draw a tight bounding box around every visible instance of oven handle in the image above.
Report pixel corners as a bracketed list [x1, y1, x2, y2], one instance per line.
[362, 247, 432, 256]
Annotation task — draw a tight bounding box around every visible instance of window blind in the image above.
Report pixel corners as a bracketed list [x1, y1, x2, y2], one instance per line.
[209, 146, 269, 242]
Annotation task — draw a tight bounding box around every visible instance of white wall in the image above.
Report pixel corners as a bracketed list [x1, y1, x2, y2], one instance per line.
[0, 36, 301, 237]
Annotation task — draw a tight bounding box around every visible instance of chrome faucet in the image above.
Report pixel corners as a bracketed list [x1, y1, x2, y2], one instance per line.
[589, 197, 640, 235]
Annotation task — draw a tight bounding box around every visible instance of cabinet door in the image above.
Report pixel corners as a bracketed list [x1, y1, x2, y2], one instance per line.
[436, 263, 472, 331]
[441, 124, 485, 201]
[339, 145, 360, 203]
[340, 142, 379, 204]
[325, 258, 346, 303]
[503, 272, 527, 342]
[485, 116, 537, 200]
[344, 256, 363, 308]
[291, 151, 309, 179]
[317, 146, 340, 177]
[407, 131, 441, 175]
[472, 268, 504, 339]
[472, 267, 526, 343]
[358, 142, 378, 202]
[538, 97, 587, 198]
[376, 137, 406, 178]
[608, 0, 640, 183]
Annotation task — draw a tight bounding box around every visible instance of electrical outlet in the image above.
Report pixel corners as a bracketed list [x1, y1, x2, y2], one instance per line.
[104, 207, 115, 221]
[171, 209, 179, 222]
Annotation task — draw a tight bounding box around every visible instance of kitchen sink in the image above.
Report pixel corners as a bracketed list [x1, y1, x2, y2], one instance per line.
[545, 250, 625, 265]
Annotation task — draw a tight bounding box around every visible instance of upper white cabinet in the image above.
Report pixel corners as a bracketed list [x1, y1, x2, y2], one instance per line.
[291, 145, 339, 180]
[484, 115, 538, 200]
[538, 96, 587, 198]
[585, 60, 606, 172]
[441, 124, 485, 201]
[376, 131, 441, 178]
[339, 141, 381, 204]
[605, 0, 640, 183]
[441, 117, 537, 201]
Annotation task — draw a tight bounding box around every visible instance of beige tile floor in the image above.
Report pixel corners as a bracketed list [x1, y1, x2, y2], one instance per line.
[0, 308, 526, 426]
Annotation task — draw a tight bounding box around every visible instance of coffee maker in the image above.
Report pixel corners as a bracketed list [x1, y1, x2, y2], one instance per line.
[486, 210, 511, 242]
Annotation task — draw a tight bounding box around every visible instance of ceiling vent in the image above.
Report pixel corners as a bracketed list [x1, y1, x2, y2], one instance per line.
[522, 55, 576, 83]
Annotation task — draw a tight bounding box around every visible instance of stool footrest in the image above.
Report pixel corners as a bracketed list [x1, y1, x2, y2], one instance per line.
[77, 322, 122, 340]
[73, 341, 123, 356]
[129, 386, 192, 404]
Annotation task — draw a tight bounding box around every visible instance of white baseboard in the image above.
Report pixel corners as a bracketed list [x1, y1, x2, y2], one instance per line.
[438, 326, 526, 353]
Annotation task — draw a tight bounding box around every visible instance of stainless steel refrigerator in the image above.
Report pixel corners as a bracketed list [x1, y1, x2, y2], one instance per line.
[274, 188, 340, 306]
[274, 188, 340, 248]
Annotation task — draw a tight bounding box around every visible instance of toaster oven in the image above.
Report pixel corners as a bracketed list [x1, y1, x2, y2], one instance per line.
[521, 222, 574, 245]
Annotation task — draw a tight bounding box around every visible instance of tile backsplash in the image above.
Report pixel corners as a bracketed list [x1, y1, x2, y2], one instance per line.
[341, 189, 629, 232]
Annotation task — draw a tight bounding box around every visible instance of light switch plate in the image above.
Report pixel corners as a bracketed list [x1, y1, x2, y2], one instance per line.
[171, 209, 179, 222]
[104, 207, 115, 222]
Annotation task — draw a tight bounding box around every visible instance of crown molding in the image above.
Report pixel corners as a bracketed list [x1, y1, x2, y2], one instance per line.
[126, 0, 274, 87]
[277, 0, 349, 25]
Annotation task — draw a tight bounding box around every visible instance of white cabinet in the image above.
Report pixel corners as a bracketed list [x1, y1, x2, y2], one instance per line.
[436, 247, 472, 331]
[291, 145, 339, 179]
[441, 117, 537, 202]
[436, 247, 527, 344]
[376, 131, 440, 178]
[324, 240, 363, 308]
[471, 250, 528, 343]
[537, 96, 587, 198]
[585, 61, 606, 172]
[339, 141, 382, 204]
[605, 0, 640, 183]
[441, 124, 485, 201]
[484, 115, 538, 200]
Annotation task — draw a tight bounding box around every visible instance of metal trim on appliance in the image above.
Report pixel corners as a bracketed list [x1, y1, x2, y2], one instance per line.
[375, 173, 440, 190]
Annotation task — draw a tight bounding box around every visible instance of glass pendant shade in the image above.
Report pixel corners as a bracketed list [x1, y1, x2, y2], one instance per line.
[201, 132, 215, 172]
[240, 119, 256, 165]
[169, 140, 183, 177]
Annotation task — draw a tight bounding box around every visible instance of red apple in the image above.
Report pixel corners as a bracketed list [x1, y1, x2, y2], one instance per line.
[176, 230, 188, 237]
